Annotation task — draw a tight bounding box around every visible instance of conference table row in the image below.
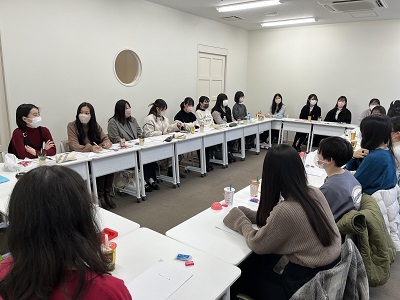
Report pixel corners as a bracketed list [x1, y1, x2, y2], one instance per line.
[1, 117, 357, 203]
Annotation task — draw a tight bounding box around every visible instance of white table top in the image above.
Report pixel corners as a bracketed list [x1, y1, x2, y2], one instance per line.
[112, 228, 241, 300]
[94, 206, 140, 238]
[0, 165, 18, 214]
[166, 195, 257, 266]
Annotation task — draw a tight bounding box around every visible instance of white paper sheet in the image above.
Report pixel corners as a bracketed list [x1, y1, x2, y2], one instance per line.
[216, 223, 259, 236]
[305, 166, 325, 176]
[127, 260, 193, 300]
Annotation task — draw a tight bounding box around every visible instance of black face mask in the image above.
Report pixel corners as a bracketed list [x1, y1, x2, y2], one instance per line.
[204, 104, 209, 109]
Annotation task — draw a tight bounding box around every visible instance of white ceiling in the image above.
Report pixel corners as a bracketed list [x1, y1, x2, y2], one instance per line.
[145, 0, 400, 30]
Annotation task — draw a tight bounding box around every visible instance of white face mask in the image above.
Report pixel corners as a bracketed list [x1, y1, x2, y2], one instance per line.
[223, 100, 229, 107]
[160, 110, 166, 117]
[79, 114, 91, 124]
[275, 98, 282, 104]
[310, 100, 317, 106]
[125, 108, 131, 118]
[27, 116, 42, 128]
[239, 97, 244, 103]
[314, 155, 326, 169]
[369, 105, 376, 111]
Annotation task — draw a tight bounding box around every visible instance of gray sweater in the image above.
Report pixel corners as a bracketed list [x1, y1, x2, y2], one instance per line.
[232, 103, 247, 120]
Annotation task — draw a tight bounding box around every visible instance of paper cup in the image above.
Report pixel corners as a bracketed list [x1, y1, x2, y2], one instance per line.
[224, 187, 235, 206]
[249, 180, 259, 198]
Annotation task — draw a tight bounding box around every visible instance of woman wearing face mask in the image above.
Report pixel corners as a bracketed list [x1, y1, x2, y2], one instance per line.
[196, 96, 214, 171]
[324, 96, 352, 123]
[211, 93, 237, 162]
[261, 93, 287, 147]
[67, 102, 116, 209]
[358, 98, 380, 125]
[9, 104, 56, 159]
[143, 99, 183, 177]
[195, 96, 213, 127]
[108, 99, 159, 192]
[292, 94, 321, 152]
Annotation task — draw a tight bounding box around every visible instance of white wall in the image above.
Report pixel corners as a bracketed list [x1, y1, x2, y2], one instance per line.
[0, 0, 248, 149]
[246, 20, 400, 123]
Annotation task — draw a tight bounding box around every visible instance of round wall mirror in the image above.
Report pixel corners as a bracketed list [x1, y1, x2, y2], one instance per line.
[114, 49, 142, 86]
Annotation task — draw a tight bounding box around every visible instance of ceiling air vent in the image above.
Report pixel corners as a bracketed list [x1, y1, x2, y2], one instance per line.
[318, 0, 388, 13]
[221, 16, 243, 21]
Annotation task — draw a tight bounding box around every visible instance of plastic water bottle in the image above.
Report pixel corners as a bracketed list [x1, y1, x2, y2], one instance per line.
[247, 112, 251, 122]
[223, 116, 227, 127]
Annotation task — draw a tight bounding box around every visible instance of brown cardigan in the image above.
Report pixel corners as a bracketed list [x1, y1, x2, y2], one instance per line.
[223, 186, 341, 268]
[67, 121, 110, 152]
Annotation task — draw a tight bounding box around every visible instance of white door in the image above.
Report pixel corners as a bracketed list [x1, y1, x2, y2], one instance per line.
[0, 36, 10, 161]
[197, 52, 226, 101]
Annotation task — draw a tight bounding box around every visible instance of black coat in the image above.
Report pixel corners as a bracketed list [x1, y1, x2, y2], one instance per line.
[299, 105, 321, 121]
[324, 108, 352, 124]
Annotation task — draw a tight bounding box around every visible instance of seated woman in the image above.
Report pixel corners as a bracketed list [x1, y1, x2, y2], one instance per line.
[107, 99, 159, 192]
[143, 99, 184, 177]
[292, 94, 321, 152]
[261, 93, 286, 146]
[67, 102, 116, 209]
[211, 93, 237, 163]
[9, 103, 56, 159]
[358, 98, 380, 125]
[195, 96, 214, 172]
[223, 144, 340, 299]
[232, 91, 255, 149]
[346, 114, 397, 195]
[0, 166, 131, 299]
[174, 97, 197, 128]
[324, 96, 352, 123]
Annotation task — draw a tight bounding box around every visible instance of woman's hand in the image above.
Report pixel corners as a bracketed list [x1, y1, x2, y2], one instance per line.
[353, 148, 369, 159]
[92, 145, 102, 153]
[25, 145, 37, 156]
[101, 141, 112, 149]
[176, 121, 183, 128]
[44, 140, 55, 150]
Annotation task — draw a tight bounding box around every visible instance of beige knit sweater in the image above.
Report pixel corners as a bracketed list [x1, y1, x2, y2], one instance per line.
[223, 186, 341, 268]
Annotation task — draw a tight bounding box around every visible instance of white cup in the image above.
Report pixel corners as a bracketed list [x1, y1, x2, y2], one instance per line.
[224, 187, 235, 206]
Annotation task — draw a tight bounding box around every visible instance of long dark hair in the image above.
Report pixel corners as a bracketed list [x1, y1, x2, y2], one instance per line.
[75, 102, 101, 145]
[148, 99, 167, 116]
[360, 114, 393, 153]
[0, 166, 109, 299]
[257, 144, 338, 247]
[196, 96, 209, 111]
[16, 104, 39, 129]
[110, 99, 131, 125]
[271, 93, 283, 114]
[211, 93, 228, 113]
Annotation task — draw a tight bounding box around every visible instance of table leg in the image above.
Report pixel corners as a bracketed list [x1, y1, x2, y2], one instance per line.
[138, 152, 146, 200]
